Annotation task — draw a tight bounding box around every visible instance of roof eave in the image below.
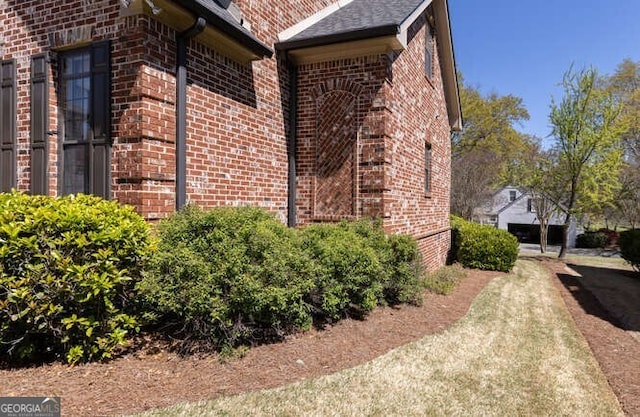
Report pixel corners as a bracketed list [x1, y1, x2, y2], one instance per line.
[172, 0, 273, 59]
[276, 24, 400, 53]
[433, 0, 462, 131]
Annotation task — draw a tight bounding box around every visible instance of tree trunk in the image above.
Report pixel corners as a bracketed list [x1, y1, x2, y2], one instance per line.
[558, 213, 571, 259]
[539, 223, 548, 253]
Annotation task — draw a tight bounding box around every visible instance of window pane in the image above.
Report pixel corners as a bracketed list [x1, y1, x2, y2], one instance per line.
[60, 42, 110, 199]
[425, 143, 432, 193]
[63, 144, 88, 194]
[62, 55, 90, 144]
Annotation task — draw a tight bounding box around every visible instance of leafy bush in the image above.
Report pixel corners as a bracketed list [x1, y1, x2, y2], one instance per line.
[300, 220, 424, 319]
[137, 205, 316, 350]
[0, 191, 151, 364]
[576, 231, 608, 248]
[385, 234, 424, 304]
[597, 228, 619, 247]
[450, 216, 519, 272]
[619, 229, 640, 272]
[423, 263, 467, 295]
[300, 222, 384, 319]
[139, 209, 425, 349]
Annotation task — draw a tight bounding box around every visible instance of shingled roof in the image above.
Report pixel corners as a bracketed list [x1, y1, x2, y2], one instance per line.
[278, 0, 427, 51]
[277, 0, 462, 131]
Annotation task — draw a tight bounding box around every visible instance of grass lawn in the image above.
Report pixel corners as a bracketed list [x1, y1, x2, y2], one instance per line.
[131, 260, 623, 417]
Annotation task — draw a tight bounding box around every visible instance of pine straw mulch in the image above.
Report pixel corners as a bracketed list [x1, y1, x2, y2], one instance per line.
[1, 260, 638, 416]
[537, 257, 640, 417]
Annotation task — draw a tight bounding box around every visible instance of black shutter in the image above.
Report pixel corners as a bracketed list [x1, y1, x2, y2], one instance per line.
[0, 59, 16, 192]
[30, 54, 49, 195]
[90, 40, 111, 199]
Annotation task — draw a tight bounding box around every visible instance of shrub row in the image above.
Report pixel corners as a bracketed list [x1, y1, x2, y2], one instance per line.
[449, 215, 519, 272]
[0, 191, 152, 364]
[619, 229, 640, 273]
[138, 206, 424, 350]
[576, 231, 608, 248]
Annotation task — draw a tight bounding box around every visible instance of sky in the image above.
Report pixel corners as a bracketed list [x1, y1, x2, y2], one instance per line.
[448, 0, 640, 145]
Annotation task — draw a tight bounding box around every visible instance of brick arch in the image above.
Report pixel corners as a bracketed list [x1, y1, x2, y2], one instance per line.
[314, 87, 359, 219]
[310, 79, 364, 100]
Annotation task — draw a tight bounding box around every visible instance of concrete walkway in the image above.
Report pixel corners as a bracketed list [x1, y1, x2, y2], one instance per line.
[519, 243, 621, 258]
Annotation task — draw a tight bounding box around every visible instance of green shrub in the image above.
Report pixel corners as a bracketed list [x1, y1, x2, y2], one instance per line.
[619, 229, 640, 272]
[385, 234, 424, 304]
[0, 191, 151, 364]
[423, 263, 467, 295]
[139, 208, 424, 349]
[450, 216, 518, 272]
[576, 231, 608, 248]
[137, 205, 316, 349]
[300, 222, 385, 319]
[301, 219, 423, 311]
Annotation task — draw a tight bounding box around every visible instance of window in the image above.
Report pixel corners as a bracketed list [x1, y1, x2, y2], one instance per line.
[425, 142, 432, 194]
[527, 198, 536, 213]
[59, 41, 111, 198]
[424, 21, 434, 78]
[509, 190, 517, 202]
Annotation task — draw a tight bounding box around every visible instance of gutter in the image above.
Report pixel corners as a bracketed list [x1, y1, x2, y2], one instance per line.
[276, 25, 399, 52]
[176, 17, 206, 210]
[287, 60, 298, 227]
[172, 0, 272, 59]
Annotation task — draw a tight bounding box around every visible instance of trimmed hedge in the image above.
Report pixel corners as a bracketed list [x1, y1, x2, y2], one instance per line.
[619, 229, 640, 272]
[138, 207, 425, 350]
[137, 205, 315, 349]
[450, 215, 519, 272]
[576, 231, 608, 248]
[300, 220, 423, 319]
[0, 191, 151, 364]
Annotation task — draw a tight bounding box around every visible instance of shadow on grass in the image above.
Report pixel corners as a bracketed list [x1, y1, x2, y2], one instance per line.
[565, 263, 640, 332]
[522, 254, 640, 333]
[555, 270, 628, 331]
[532, 255, 640, 333]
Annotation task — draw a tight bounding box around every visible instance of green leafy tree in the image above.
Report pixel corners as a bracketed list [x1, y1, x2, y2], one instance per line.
[603, 59, 640, 228]
[511, 146, 565, 253]
[615, 165, 640, 228]
[452, 74, 533, 219]
[549, 66, 626, 258]
[605, 59, 640, 161]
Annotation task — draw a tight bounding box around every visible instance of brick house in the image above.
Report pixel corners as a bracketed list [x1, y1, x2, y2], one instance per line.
[0, 0, 461, 269]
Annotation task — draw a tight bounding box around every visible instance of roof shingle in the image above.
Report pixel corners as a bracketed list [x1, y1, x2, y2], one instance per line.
[283, 0, 427, 47]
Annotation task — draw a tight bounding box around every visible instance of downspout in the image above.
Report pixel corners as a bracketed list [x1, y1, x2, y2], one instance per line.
[176, 17, 206, 210]
[287, 59, 298, 227]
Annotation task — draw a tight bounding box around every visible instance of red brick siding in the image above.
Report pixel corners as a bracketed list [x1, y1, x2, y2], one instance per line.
[3, 0, 453, 267]
[315, 90, 357, 217]
[383, 14, 452, 269]
[295, 14, 452, 269]
[296, 56, 388, 224]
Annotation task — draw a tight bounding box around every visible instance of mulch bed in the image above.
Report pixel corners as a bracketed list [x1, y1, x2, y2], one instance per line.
[1, 260, 638, 416]
[538, 257, 640, 416]
[0, 269, 500, 417]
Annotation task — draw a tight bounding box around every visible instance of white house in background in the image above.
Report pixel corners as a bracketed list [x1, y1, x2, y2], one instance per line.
[474, 186, 581, 247]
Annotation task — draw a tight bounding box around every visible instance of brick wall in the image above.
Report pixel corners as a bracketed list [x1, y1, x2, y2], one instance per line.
[295, 13, 452, 269]
[3, 0, 453, 268]
[296, 57, 388, 223]
[1, 0, 123, 195]
[2, 0, 335, 221]
[384, 14, 452, 269]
